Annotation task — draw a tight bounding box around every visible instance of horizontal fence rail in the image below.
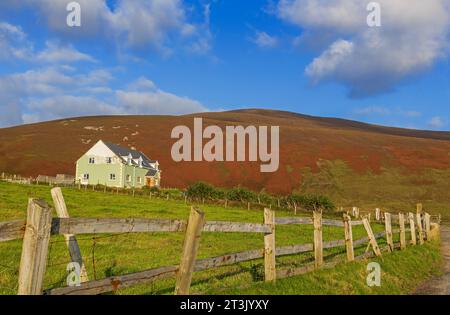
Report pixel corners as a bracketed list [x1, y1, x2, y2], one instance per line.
[1, 192, 439, 296]
[44, 231, 388, 295]
[0, 216, 366, 242]
[1, 218, 272, 241]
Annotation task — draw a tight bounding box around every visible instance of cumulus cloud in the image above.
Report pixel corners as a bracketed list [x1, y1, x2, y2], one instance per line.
[36, 41, 96, 63]
[24, 96, 120, 124]
[428, 116, 446, 129]
[3, 0, 212, 54]
[353, 106, 422, 118]
[252, 31, 279, 48]
[116, 89, 207, 116]
[0, 67, 207, 127]
[0, 22, 33, 60]
[0, 21, 96, 63]
[277, 0, 450, 97]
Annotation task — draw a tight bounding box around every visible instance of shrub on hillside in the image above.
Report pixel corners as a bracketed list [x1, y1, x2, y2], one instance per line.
[297, 194, 335, 212]
[226, 187, 256, 203]
[186, 181, 215, 202]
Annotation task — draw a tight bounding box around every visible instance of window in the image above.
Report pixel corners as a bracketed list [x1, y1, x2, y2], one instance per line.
[89, 157, 95, 164]
[137, 176, 141, 184]
[106, 157, 112, 164]
[126, 174, 131, 182]
[83, 173, 89, 180]
[110, 174, 116, 180]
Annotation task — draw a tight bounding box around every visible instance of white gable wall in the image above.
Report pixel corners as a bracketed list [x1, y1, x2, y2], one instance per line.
[86, 140, 117, 158]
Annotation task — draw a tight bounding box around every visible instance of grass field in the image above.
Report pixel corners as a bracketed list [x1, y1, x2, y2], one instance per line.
[0, 181, 442, 295]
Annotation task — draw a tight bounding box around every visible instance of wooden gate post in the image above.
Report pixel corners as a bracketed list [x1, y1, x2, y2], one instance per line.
[343, 214, 354, 262]
[174, 207, 205, 295]
[424, 213, 431, 240]
[375, 208, 381, 221]
[409, 212, 417, 245]
[313, 211, 323, 268]
[416, 213, 424, 245]
[416, 203, 423, 214]
[18, 199, 53, 295]
[264, 208, 276, 281]
[398, 213, 406, 250]
[51, 187, 89, 283]
[352, 207, 357, 218]
[384, 212, 394, 252]
[362, 217, 382, 257]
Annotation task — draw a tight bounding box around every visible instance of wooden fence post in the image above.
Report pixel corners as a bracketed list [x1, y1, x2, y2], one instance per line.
[51, 187, 89, 283]
[313, 211, 323, 268]
[416, 203, 423, 214]
[424, 213, 431, 240]
[264, 208, 276, 281]
[409, 212, 417, 245]
[174, 207, 205, 295]
[375, 208, 380, 221]
[398, 213, 406, 250]
[362, 216, 382, 257]
[18, 199, 53, 295]
[343, 214, 354, 261]
[416, 212, 424, 245]
[384, 212, 394, 252]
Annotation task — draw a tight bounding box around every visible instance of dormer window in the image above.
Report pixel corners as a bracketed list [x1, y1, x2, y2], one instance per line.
[127, 154, 132, 165]
[89, 157, 95, 164]
[138, 157, 143, 167]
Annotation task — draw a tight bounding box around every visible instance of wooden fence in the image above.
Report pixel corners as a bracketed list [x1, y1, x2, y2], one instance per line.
[0, 188, 440, 295]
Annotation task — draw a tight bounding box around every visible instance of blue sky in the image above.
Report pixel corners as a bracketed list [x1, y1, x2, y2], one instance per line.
[0, 0, 449, 130]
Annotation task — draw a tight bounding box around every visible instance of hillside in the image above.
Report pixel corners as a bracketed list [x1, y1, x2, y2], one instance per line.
[1, 109, 450, 196]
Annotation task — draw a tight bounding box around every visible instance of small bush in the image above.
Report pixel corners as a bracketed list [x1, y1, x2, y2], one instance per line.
[186, 181, 215, 202]
[226, 187, 256, 203]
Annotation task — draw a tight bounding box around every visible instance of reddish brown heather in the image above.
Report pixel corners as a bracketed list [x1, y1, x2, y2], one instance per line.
[0, 109, 449, 194]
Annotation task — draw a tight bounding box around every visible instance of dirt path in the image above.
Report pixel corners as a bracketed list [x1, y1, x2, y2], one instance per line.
[413, 226, 450, 295]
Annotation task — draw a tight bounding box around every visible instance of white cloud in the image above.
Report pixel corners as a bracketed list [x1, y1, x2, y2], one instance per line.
[353, 106, 391, 116]
[277, 0, 450, 97]
[25, 95, 121, 123]
[252, 31, 278, 48]
[0, 68, 207, 127]
[0, 22, 96, 63]
[428, 116, 446, 129]
[305, 39, 353, 83]
[0, 22, 32, 60]
[36, 41, 96, 63]
[116, 89, 207, 116]
[108, 0, 185, 49]
[4, 0, 212, 54]
[353, 106, 423, 118]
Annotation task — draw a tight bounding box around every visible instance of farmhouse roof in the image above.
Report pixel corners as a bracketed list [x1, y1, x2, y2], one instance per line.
[145, 169, 158, 177]
[102, 141, 156, 169]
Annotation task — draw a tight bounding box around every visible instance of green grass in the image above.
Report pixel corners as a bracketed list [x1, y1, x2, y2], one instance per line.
[0, 181, 441, 295]
[210, 242, 443, 295]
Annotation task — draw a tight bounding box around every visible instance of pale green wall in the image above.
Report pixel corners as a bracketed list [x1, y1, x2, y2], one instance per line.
[122, 163, 149, 188]
[76, 155, 150, 188]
